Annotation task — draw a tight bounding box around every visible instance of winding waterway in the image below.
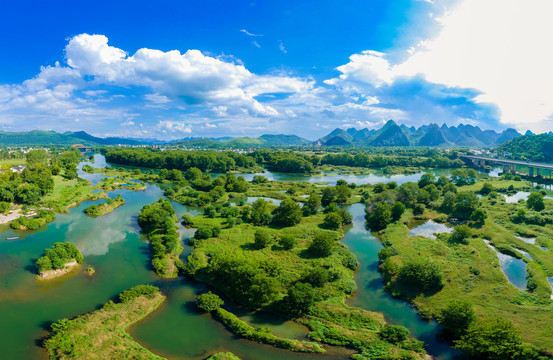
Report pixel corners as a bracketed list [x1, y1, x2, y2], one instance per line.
[0, 155, 464, 359]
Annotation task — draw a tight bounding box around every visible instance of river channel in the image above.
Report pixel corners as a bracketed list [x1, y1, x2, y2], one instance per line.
[0, 155, 467, 360]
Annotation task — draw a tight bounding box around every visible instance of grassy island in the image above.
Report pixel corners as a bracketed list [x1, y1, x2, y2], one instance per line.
[84, 194, 125, 216]
[35, 242, 84, 280]
[171, 168, 428, 359]
[365, 171, 553, 359]
[138, 198, 183, 278]
[44, 285, 166, 360]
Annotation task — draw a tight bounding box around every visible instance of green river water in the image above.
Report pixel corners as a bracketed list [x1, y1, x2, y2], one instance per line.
[0, 155, 462, 360]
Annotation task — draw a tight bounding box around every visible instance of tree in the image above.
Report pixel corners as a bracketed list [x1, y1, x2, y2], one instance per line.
[194, 227, 213, 240]
[480, 182, 494, 195]
[453, 192, 479, 220]
[271, 198, 302, 227]
[379, 325, 410, 344]
[438, 300, 475, 338]
[26, 149, 48, 165]
[282, 282, 316, 317]
[455, 319, 523, 360]
[280, 234, 296, 250]
[366, 202, 392, 231]
[0, 202, 10, 214]
[418, 173, 435, 188]
[250, 199, 272, 225]
[323, 212, 343, 230]
[251, 175, 268, 184]
[470, 209, 487, 226]
[309, 233, 335, 257]
[303, 193, 321, 216]
[254, 229, 273, 249]
[450, 225, 472, 244]
[321, 187, 336, 206]
[527, 192, 545, 211]
[391, 202, 406, 222]
[335, 185, 351, 204]
[196, 292, 224, 312]
[398, 259, 443, 292]
[15, 184, 42, 204]
[185, 167, 203, 181]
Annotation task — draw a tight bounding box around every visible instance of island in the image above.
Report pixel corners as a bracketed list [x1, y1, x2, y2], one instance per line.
[35, 242, 84, 280]
[83, 194, 125, 216]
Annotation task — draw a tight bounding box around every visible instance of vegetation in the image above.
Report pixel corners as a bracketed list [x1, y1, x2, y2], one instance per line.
[138, 198, 183, 278]
[35, 242, 83, 274]
[196, 292, 224, 312]
[43, 285, 166, 360]
[495, 133, 553, 162]
[83, 194, 125, 216]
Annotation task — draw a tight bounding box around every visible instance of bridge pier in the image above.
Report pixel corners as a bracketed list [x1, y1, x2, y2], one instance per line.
[511, 165, 516, 173]
[537, 168, 542, 177]
[503, 165, 509, 173]
[529, 167, 534, 177]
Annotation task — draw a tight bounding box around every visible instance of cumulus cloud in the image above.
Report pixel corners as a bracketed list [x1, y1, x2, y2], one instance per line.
[326, 0, 553, 131]
[158, 120, 192, 135]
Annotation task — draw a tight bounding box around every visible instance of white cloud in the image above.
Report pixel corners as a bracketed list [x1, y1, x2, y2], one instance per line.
[240, 29, 263, 37]
[327, 0, 553, 130]
[121, 120, 135, 126]
[205, 123, 217, 128]
[252, 41, 261, 48]
[279, 41, 287, 54]
[158, 120, 192, 135]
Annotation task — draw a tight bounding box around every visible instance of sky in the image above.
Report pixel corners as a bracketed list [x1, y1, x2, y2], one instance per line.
[1, 0, 553, 140]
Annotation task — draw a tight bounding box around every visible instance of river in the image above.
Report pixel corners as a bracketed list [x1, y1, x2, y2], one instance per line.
[0, 155, 463, 360]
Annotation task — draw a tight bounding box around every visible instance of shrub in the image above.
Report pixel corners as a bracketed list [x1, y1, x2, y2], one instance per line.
[398, 259, 443, 292]
[323, 212, 343, 230]
[119, 285, 160, 303]
[438, 300, 475, 338]
[379, 325, 410, 344]
[254, 229, 273, 249]
[195, 227, 213, 240]
[391, 202, 406, 222]
[280, 234, 296, 250]
[449, 225, 471, 244]
[196, 291, 224, 312]
[308, 233, 336, 257]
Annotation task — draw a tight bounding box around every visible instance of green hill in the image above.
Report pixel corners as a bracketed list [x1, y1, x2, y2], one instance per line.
[494, 134, 553, 162]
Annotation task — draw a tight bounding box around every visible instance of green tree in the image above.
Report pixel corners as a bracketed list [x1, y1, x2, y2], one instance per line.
[0, 201, 10, 214]
[279, 234, 296, 250]
[438, 300, 476, 338]
[527, 192, 545, 211]
[480, 182, 494, 195]
[271, 198, 302, 227]
[196, 292, 224, 312]
[321, 187, 336, 206]
[391, 202, 406, 222]
[303, 193, 321, 216]
[379, 325, 410, 344]
[250, 199, 272, 225]
[366, 202, 392, 230]
[449, 225, 472, 244]
[418, 173, 435, 188]
[26, 149, 48, 165]
[455, 319, 523, 360]
[323, 212, 343, 230]
[335, 185, 351, 204]
[308, 233, 335, 257]
[398, 259, 443, 292]
[254, 229, 273, 249]
[453, 192, 479, 220]
[282, 282, 316, 317]
[470, 209, 487, 226]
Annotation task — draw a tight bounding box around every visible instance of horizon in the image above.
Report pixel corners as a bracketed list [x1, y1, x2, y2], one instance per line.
[2, 1, 553, 139]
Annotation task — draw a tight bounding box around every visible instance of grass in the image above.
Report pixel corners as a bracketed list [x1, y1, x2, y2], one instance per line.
[41, 176, 108, 213]
[0, 158, 26, 167]
[84, 196, 125, 216]
[184, 193, 427, 359]
[44, 288, 166, 360]
[377, 176, 553, 354]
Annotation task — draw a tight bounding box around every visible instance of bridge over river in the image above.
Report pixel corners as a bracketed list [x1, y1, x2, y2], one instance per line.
[461, 155, 553, 178]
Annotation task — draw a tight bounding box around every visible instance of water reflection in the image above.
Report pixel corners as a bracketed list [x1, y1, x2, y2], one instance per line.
[409, 220, 452, 240]
[484, 240, 527, 290]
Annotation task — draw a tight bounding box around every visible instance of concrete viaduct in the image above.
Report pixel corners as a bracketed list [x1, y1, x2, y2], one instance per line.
[461, 155, 553, 179]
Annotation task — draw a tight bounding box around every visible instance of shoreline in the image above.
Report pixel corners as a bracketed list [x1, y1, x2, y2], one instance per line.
[37, 261, 80, 280]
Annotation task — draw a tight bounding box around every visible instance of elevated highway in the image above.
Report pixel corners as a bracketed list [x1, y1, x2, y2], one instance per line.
[460, 155, 553, 178]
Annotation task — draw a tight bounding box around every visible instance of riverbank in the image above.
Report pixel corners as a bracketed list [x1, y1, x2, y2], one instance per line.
[84, 195, 125, 216]
[38, 261, 80, 280]
[44, 285, 166, 360]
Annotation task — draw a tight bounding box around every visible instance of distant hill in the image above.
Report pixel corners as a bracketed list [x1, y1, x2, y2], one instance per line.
[316, 120, 521, 147]
[494, 134, 553, 162]
[0, 130, 145, 146]
[171, 134, 311, 148]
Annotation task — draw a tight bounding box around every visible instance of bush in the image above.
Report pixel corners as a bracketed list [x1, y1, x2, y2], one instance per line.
[282, 282, 316, 317]
[196, 291, 224, 312]
[527, 192, 545, 211]
[119, 285, 160, 303]
[35, 242, 83, 273]
[195, 226, 213, 240]
[438, 300, 475, 338]
[308, 233, 336, 257]
[254, 229, 273, 249]
[391, 202, 406, 222]
[470, 208, 487, 226]
[323, 212, 343, 230]
[379, 325, 410, 344]
[0, 201, 10, 214]
[181, 214, 194, 226]
[449, 225, 471, 244]
[398, 259, 443, 292]
[280, 234, 296, 250]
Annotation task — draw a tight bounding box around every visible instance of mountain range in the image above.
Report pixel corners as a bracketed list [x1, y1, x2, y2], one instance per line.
[0, 121, 536, 148]
[315, 120, 522, 147]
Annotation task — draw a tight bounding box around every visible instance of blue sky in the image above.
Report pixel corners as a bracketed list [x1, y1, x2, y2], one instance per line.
[1, 0, 552, 140]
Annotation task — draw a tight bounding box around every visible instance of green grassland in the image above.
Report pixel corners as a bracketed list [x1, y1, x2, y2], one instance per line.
[44, 286, 166, 360]
[376, 176, 553, 354]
